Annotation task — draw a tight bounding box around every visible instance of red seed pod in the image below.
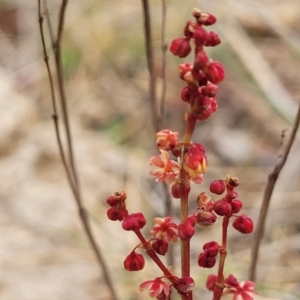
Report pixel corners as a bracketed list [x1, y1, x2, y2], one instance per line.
[232, 214, 253, 234]
[206, 274, 217, 291]
[213, 199, 232, 216]
[210, 179, 225, 195]
[124, 251, 145, 271]
[206, 61, 225, 84]
[152, 239, 169, 256]
[198, 251, 216, 268]
[231, 199, 243, 214]
[170, 38, 191, 58]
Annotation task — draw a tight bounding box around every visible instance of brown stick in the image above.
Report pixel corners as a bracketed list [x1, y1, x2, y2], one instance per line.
[38, 1, 118, 299]
[249, 103, 300, 281]
[141, 0, 159, 132]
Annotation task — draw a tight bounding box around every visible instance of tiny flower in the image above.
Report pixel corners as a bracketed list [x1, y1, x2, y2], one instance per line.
[152, 239, 169, 256]
[213, 199, 232, 217]
[170, 37, 191, 58]
[197, 192, 213, 210]
[155, 129, 179, 151]
[206, 274, 217, 291]
[106, 191, 127, 206]
[231, 199, 243, 214]
[174, 276, 195, 294]
[140, 278, 171, 298]
[206, 61, 225, 84]
[184, 143, 207, 178]
[224, 274, 257, 300]
[122, 212, 146, 231]
[210, 180, 225, 195]
[232, 214, 254, 234]
[124, 251, 145, 271]
[149, 150, 180, 184]
[150, 217, 178, 243]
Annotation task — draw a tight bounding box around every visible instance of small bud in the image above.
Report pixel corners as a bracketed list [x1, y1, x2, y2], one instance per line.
[152, 239, 169, 256]
[213, 199, 232, 216]
[184, 21, 194, 38]
[232, 214, 253, 234]
[124, 251, 145, 271]
[198, 251, 216, 268]
[181, 86, 191, 103]
[198, 13, 217, 26]
[196, 211, 217, 227]
[171, 182, 191, 199]
[206, 62, 225, 84]
[210, 180, 225, 195]
[205, 31, 221, 46]
[194, 50, 209, 71]
[202, 84, 218, 97]
[206, 274, 217, 291]
[107, 207, 127, 221]
[193, 26, 208, 47]
[203, 241, 220, 257]
[231, 199, 243, 214]
[122, 213, 146, 231]
[170, 38, 191, 58]
[178, 219, 195, 240]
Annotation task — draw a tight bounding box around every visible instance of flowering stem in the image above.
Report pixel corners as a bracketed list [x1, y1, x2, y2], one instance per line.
[213, 216, 229, 300]
[183, 115, 197, 143]
[134, 230, 177, 284]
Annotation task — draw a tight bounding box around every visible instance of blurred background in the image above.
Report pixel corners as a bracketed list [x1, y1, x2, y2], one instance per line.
[0, 0, 300, 299]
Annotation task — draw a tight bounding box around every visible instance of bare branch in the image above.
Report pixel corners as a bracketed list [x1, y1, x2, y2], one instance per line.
[38, 1, 118, 298]
[249, 103, 300, 281]
[141, 0, 159, 131]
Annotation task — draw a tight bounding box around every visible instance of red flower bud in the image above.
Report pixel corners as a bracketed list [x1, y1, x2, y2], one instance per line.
[206, 62, 225, 84]
[178, 219, 195, 240]
[198, 251, 216, 268]
[232, 214, 253, 234]
[124, 251, 145, 271]
[210, 179, 225, 195]
[122, 213, 146, 231]
[171, 182, 191, 199]
[174, 277, 195, 294]
[194, 50, 209, 71]
[152, 239, 169, 256]
[206, 274, 217, 291]
[202, 84, 218, 97]
[193, 26, 208, 47]
[227, 190, 238, 200]
[213, 199, 232, 216]
[198, 13, 217, 26]
[181, 86, 191, 103]
[107, 207, 127, 221]
[231, 199, 243, 213]
[184, 21, 194, 38]
[170, 38, 191, 58]
[196, 211, 217, 227]
[205, 31, 221, 46]
[203, 241, 220, 257]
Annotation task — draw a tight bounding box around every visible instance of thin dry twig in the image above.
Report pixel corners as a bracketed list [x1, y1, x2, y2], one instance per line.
[249, 103, 300, 282]
[38, 1, 118, 299]
[141, 0, 160, 132]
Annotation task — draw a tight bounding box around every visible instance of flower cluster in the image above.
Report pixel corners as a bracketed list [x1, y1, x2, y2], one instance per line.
[106, 8, 257, 300]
